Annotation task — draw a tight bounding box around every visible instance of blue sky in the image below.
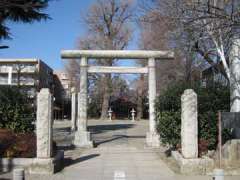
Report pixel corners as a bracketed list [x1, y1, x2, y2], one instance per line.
[0, 0, 139, 72]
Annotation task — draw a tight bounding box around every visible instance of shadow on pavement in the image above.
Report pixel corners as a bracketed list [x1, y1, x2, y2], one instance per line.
[64, 154, 100, 168]
[88, 124, 135, 134]
[57, 144, 75, 151]
[93, 135, 145, 147]
[53, 127, 71, 133]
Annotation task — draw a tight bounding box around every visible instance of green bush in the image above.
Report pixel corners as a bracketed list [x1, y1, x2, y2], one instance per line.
[0, 86, 34, 133]
[88, 100, 101, 118]
[156, 111, 181, 148]
[156, 82, 230, 150]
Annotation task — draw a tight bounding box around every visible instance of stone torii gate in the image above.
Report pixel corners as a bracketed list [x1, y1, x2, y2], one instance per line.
[61, 50, 174, 147]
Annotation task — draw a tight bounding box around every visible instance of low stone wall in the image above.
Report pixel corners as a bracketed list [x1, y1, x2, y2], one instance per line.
[213, 139, 240, 172]
[0, 150, 64, 174]
[0, 158, 34, 172]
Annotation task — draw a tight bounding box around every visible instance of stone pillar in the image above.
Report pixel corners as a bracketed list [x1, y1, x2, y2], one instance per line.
[181, 89, 198, 158]
[146, 57, 160, 147]
[74, 57, 93, 147]
[230, 38, 240, 112]
[30, 88, 59, 174]
[71, 87, 77, 131]
[36, 88, 53, 158]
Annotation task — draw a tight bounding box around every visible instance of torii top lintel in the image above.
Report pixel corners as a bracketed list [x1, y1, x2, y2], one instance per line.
[61, 50, 174, 59]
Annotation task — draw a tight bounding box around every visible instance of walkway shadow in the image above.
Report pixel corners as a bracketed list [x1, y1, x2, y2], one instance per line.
[64, 154, 100, 168]
[53, 127, 71, 133]
[57, 144, 75, 151]
[94, 135, 146, 147]
[88, 124, 135, 135]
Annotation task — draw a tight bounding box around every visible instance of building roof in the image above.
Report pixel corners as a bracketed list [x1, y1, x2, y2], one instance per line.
[0, 59, 39, 64]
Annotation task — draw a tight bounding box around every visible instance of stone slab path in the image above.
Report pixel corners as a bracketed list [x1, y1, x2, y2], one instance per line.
[1, 120, 240, 180]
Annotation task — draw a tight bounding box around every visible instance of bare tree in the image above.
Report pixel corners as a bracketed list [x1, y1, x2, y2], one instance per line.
[138, 2, 186, 92]
[151, 0, 240, 111]
[66, 0, 134, 119]
[133, 74, 147, 120]
[140, 0, 240, 111]
[65, 60, 80, 90]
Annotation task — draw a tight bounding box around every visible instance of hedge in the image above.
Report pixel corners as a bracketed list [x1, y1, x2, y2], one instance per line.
[0, 86, 34, 133]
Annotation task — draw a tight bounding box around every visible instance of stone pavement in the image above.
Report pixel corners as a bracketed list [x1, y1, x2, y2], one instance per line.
[1, 120, 240, 180]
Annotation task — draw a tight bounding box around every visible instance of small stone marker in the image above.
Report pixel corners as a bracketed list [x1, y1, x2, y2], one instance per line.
[213, 169, 224, 180]
[131, 108, 136, 121]
[114, 170, 126, 180]
[181, 89, 198, 158]
[108, 108, 113, 121]
[13, 168, 24, 180]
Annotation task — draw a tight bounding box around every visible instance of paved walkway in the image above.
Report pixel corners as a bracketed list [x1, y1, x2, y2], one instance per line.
[1, 120, 240, 180]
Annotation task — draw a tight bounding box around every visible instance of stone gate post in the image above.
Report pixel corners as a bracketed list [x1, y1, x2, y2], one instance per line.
[30, 88, 55, 174]
[36, 88, 53, 158]
[146, 57, 160, 147]
[181, 89, 198, 158]
[71, 87, 77, 131]
[74, 57, 93, 147]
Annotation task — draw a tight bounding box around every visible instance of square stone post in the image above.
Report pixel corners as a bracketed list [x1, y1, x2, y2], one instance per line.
[146, 57, 160, 147]
[31, 88, 64, 174]
[71, 87, 77, 131]
[181, 89, 198, 158]
[74, 57, 93, 147]
[36, 88, 53, 158]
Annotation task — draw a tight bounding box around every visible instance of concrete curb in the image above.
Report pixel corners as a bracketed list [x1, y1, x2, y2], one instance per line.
[0, 150, 64, 174]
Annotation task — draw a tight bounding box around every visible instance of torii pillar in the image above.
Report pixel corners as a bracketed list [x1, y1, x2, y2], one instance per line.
[74, 57, 93, 147]
[146, 57, 160, 147]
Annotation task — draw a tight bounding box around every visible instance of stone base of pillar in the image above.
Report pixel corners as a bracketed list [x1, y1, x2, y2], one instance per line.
[29, 150, 64, 174]
[146, 131, 160, 147]
[71, 127, 76, 132]
[29, 158, 55, 174]
[74, 131, 93, 148]
[171, 151, 214, 175]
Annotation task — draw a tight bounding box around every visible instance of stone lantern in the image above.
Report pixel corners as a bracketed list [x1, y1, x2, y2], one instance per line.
[108, 108, 113, 121]
[131, 108, 136, 122]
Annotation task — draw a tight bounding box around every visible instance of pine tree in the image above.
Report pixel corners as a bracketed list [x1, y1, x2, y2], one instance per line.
[0, 0, 50, 40]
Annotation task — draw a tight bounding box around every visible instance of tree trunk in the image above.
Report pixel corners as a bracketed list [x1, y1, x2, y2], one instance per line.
[100, 74, 111, 119]
[136, 75, 144, 120]
[185, 53, 193, 85]
[230, 38, 240, 112]
[136, 94, 143, 120]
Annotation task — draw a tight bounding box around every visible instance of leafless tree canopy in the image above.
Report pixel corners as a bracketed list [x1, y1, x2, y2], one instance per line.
[66, 0, 240, 119]
[66, 0, 134, 119]
[142, 0, 240, 81]
[138, 0, 186, 93]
